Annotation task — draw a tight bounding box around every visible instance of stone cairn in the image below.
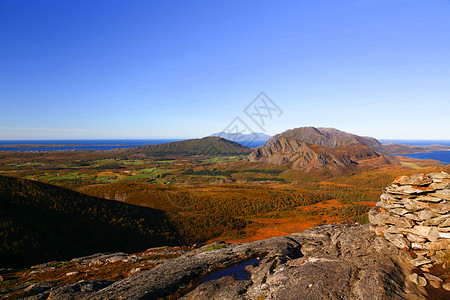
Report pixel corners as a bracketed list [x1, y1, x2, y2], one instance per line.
[369, 171, 450, 289]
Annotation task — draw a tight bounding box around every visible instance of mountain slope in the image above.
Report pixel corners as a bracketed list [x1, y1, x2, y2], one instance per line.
[248, 127, 382, 171]
[0, 175, 178, 267]
[0, 176, 246, 267]
[265, 127, 381, 149]
[128, 137, 251, 156]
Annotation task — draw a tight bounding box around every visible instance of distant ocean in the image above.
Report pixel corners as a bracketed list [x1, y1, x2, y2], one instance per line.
[393, 151, 450, 165]
[0, 139, 267, 152]
[380, 139, 450, 146]
[381, 139, 450, 165]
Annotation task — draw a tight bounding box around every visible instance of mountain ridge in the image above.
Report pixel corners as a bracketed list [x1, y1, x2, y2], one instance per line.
[125, 136, 251, 156]
[248, 127, 383, 171]
[264, 126, 381, 149]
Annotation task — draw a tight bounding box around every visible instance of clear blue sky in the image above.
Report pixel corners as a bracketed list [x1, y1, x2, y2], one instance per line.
[1, 0, 449, 140]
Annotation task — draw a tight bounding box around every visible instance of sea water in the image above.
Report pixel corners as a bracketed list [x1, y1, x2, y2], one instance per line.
[381, 140, 450, 165]
[0, 139, 267, 151]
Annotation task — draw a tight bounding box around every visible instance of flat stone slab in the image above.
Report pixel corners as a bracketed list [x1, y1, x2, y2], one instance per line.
[423, 273, 443, 282]
[430, 190, 450, 201]
[428, 172, 450, 180]
[393, 174, 432, 187]
[415, 196, 443, 203]
[409, 273, 428, 286]
[385, 185, 435, 195]
[410, 257, 433, 267]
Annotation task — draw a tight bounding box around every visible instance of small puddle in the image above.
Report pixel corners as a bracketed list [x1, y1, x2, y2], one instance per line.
[201, 256, 264, 282]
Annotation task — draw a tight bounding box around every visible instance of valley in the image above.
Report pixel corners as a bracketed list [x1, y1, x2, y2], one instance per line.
[2, 128, 450, 298]
[1, 130, 448, 250]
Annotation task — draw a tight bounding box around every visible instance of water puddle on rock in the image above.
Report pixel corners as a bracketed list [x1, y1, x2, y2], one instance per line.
[201, 256, 264, 282]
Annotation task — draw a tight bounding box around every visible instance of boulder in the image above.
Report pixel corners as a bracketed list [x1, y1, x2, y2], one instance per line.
[443, 282, 450, 291]
[438, 232, 450, 239]
[430, 189, 450, 201]
[439, 218, 450, 228]
[369, 206, 414, 228]
[429, 280, 441, 289]
[430, 182, 450, 190]
[428, 201, 450, 214]
[376, 201, 404, 210]
[389, 208, 411, 216]
[406, 233, 427, 243]
[415, 196, 443, 203]
[422, 214, 450, 226]
[423, 273, 443, 282]
[404, 213, 421, 221]
[403, 198, 429, 212]
[411, 243, 427, 250]
[409, 273, 428, 286]
[420, 264, 434, 272]
[410, 257, 434, 267]
[385, 185, 435, 195]
[427, 240, 450, 251]
[416, 209, 436, 221]
[428, 227, 440, 242]
[384, 233, 411, 249]
[393, 174, 432, 187]
[380, 193, 403, 204]
[406, 226, 440, 242]
[428, 172, 450, 180]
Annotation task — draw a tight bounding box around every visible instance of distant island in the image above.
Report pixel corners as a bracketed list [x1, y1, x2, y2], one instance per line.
[209, 131, 271, 142]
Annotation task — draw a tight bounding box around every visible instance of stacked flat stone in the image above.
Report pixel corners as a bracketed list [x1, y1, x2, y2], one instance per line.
[369, 171, 450, 288]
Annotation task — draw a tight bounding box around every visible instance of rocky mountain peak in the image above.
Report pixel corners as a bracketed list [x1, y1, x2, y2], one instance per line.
[248, 127, 381, 171]
[264, 126, 381, 149]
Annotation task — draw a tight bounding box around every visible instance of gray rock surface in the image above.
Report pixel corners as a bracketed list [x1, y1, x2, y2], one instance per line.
[26, 225, 427, 299]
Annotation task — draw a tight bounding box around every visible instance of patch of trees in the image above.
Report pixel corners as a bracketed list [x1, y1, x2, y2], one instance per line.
[245, 177, 286, 182]
[306, 204, 370, 224]
[93, 164, 125, 170]
[241, 169, 284, 175]
[182, 168, 236, 177]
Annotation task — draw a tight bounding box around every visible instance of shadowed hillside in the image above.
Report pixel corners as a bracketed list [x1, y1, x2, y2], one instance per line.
[0, 175, 246, 268]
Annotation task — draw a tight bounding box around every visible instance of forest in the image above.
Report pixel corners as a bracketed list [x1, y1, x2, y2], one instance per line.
[0, 147, 448, 267]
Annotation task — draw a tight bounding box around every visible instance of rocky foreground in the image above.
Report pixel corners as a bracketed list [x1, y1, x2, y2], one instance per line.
[1, 224, 433, 300]
[2, 172, 450, 299]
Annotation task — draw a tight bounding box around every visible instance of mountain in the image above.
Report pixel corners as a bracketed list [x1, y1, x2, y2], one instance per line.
[127, 137, 251, 156]
[210, 131, 271, 141]
[265, 127, 381, 149]
[0, 175, 246, 267]
[248, 127, 382, 171]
